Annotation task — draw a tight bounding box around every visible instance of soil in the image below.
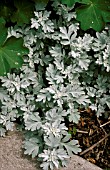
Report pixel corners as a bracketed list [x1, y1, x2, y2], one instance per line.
[69, 108, 110, 170]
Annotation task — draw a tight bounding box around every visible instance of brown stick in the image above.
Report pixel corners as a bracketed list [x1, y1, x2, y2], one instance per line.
[80, 134, 110, 156]
[100, 120, 110, 127]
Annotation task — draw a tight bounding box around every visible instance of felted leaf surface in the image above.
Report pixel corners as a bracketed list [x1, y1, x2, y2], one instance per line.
[24, 137, 40, 158]
[0, 125, 6, 137]
[0, 34, 29, 76]
[76, 0, 110, 31]
[69, 109, 80, 123]
[44, 134, 61, 148]
[0, 87, 8, 102]
[62, 139, 81, 155]
[25, 112, 42, 131]
[11, 0, 34, 25]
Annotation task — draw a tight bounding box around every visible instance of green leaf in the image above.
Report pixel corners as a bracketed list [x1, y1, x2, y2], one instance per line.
[0, 0, 15, 21]
[32, 0, 49, 2]
[0, 17, 29, 76]
[0, 36, 29, 76]
[61, 0, 82, 7]
[33, 0, 49, 10]
[76, 0, 110, 31]
[73, 127, 77, 135]
[61, 0, 75, 7]
[102, 11, 110, 22]
[0, 18, 7, 46]
[11, 0, 34, 26]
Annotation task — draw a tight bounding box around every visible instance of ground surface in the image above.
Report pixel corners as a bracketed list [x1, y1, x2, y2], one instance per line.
[0, 109, 109, 170]
[0, 128, 102, 170]
[0, 130, 40, 170]
[69, 108, 110, 169]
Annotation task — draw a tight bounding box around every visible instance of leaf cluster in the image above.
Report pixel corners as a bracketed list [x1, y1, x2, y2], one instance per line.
[60, 0, 110, 31]
[0, 0, 49, 76]
[0, 0, 110, 76]
[0, 1, 110, 170]
[0, 0, 49, 26]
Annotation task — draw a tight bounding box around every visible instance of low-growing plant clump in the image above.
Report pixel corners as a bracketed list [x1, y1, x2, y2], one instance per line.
[0, 0, 110, 170]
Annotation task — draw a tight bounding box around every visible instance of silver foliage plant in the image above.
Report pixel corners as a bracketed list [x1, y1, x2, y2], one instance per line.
[0, 1, 110, 169]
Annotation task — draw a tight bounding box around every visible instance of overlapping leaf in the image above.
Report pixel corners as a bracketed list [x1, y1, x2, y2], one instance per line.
[33, 0, 49, 10]
[0, 0, 16, 21]
[62, 137, 81, 155]
[25, 112, 42, 131]
[11, 0, 34, 25]
[0, 18, 29, 76]
[61, 0, 82, 7]
[76, 0, 110, 31]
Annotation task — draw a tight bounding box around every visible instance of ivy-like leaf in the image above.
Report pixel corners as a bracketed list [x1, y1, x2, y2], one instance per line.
[11, 0, 34, 26]
[76, 0, 110, 31]
[61, 0, 82, 7]
[61, 0, 75, 7]
[0, 17, 28, 76]
[0, 37, 29, 76]
[0, 1, 15, 21]
[0, 17, 7, 46]
[34, 0, 49, 10]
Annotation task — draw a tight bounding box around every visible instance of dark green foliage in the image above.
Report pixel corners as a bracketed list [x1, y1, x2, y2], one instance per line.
[0, 0, 49, 25]
[0, 0, 110, 76]
[76, 0, 110, 31]
[60, 0, 110, 31]
[0, 0, 50, 75]
[0, 17, 29, 76]
[11, 0, 35, 26]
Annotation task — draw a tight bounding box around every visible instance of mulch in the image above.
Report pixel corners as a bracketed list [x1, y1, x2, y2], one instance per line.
[68, 108, 110, 170]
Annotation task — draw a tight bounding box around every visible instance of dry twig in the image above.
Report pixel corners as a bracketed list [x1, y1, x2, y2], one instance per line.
[77, 129, 88, 134]
[80, 134, 110, 156]
[100, 120, 110, 128]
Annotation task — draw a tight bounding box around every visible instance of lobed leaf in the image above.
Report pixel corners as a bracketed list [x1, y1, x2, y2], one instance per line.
[0, 37, 29, 76]
[11, 0, 34, 26]
[76, 0, 110, 31]
[24, 137, 40, 158]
